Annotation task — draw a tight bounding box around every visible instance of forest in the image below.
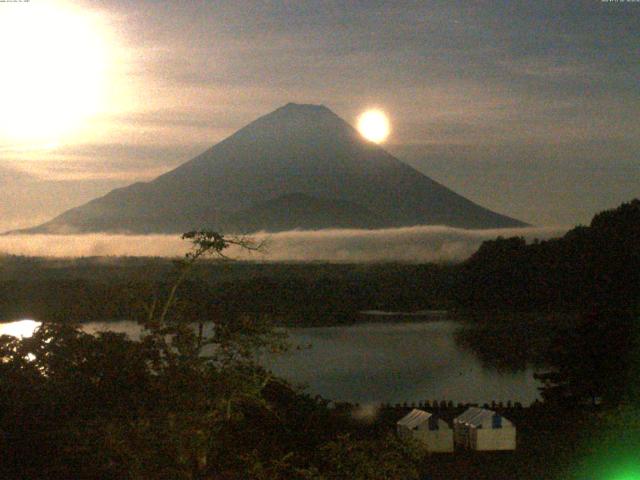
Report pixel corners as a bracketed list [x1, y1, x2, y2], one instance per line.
[0, 200, 639, 478]
[2, 200, 639, 323]
[455, 199, 640, 314]
[0, 257, 455, 326]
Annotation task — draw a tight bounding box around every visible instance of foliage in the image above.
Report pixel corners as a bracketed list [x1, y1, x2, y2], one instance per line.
[454, 314, 564, 373]
[0, 230, 423, 479]
[456, 199, 640, 313]
[316, 433, 422, 480]
[0, 259, 454, 325]
[534, 312, 638, 407]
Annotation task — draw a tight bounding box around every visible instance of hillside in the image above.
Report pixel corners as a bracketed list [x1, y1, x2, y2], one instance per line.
[456, 199, 640, 312]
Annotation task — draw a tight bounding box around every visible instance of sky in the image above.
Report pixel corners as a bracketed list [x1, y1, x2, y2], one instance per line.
[0, 0, 638, 231]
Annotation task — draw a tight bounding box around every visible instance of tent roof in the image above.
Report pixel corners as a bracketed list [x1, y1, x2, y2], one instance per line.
[454, 407, 485, 424]
[455, 407, 509, 427]
[397, 409, 432, 429]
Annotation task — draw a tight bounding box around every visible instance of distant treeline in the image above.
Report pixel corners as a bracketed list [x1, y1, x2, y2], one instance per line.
[455, 199, 640, 314]
[1, 199, 638, 324]
[0, 259, 455, 325]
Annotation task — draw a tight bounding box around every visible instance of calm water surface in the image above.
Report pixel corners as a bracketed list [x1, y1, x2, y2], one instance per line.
[0, 318, 540, 405]
[262, 320, 539, 405]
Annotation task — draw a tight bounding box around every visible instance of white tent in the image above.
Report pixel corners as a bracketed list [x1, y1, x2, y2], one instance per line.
[397, 409, 453, 453]
[453, 407, 516, 451]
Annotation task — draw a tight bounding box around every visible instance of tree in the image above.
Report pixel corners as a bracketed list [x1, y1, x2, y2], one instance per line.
[107, 231, 290, 478]
[0, 231, 286, 479]
[0, 231, 425, 479]
[0, 323, 157, 478]
[535, 312, 636, 407]
[316, 433, 422, 480]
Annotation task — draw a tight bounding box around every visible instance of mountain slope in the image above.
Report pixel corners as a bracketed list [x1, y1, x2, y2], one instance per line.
[224, 193, 382, 232]
[16, 103, 526, 234]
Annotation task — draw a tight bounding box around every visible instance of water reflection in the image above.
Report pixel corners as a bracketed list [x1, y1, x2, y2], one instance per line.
[453, 320, 554, 373]
[0, 319, 41, 338]
[261, 320, 540, 404]
[0, 318, 542, 405]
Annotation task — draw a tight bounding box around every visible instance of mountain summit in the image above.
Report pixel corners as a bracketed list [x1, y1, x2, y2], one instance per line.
[18, 103, 526, 234]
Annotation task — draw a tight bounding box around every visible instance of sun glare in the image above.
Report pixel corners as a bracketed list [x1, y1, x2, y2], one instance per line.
[0, 1, 115, 146]
[0, 319, 41, 339]
[357, 109, 390, 143]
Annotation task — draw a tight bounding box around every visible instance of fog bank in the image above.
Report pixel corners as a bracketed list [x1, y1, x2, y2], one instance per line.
[0, 225, 568, 263]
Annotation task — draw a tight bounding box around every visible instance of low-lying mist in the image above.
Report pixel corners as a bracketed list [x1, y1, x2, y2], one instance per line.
[0, 225, 567, 262]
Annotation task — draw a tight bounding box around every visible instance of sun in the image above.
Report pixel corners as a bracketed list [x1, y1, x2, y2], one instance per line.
[0, 1, 113, 146]
[357, 109, 391, 143]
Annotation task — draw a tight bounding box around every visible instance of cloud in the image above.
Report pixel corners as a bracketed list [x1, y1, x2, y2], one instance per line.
[2, 142, 209, 182]
[0, 164, 34, 184]
[90, 0, 639, 147]
[0, 225, 567, 262]
[390, 142, 640, 226]
[2, 1, 637, 234]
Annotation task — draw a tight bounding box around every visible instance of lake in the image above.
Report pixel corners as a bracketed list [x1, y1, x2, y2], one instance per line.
[0, 317, 540, 405]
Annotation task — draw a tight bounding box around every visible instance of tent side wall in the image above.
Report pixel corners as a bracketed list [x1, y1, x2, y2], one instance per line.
[453, 423, 469, 448]
[472, 427, 516, 451]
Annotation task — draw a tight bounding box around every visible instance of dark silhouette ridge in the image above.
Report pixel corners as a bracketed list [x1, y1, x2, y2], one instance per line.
[456, 198, 640, 312]
[12, 103, 526, 234]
